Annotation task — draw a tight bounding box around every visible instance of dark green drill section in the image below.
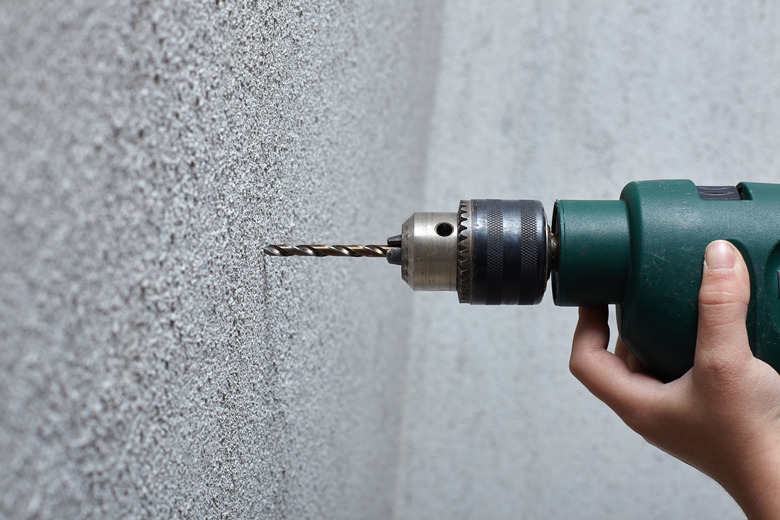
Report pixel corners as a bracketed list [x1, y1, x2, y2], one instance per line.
[553, 180, 780, 381]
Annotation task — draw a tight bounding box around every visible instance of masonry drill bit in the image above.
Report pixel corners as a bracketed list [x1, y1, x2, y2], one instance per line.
[263, 244, 392, 257]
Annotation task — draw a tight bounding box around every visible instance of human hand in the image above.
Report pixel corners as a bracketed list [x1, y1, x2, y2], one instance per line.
[570, 240, 780, 519]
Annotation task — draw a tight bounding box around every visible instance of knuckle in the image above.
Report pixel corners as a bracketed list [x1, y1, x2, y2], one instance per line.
[699, 284, 748, 308]
[698, 301, 748, 332]
[695, 351, 742, 387]
[568, 355, 585, 381]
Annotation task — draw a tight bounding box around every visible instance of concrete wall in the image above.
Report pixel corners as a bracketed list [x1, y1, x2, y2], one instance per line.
[1, 1, 441, 518]
[398, 2, 780, 519]
[3, 1, 780, 519]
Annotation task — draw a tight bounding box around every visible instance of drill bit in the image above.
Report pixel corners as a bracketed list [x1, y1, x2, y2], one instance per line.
[263, 244, 392, 258]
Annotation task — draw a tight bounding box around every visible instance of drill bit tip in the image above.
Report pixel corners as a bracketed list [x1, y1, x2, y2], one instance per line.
[263, 244, 391, 258]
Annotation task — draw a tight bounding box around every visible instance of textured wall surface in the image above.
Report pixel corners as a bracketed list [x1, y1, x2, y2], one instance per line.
[3, 1, 780, 519]
[398, 2, 780, 519]
[1, 1, 440, 518]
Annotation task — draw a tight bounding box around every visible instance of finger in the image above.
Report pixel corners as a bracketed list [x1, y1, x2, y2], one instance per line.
[695, 241, 752, 374]
[570, 306, 663, 421]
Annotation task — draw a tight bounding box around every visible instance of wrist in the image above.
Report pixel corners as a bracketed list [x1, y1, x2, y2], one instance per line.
[721, 447, 780, 520]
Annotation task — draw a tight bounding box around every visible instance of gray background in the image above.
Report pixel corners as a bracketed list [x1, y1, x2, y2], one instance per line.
[2, 1, 778, 519]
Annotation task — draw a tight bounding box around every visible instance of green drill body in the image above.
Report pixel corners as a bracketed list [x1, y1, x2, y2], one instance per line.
[555, 180, 780, 381]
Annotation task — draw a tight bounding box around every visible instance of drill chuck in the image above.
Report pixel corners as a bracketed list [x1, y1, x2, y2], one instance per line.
[393, 200, 553, 305]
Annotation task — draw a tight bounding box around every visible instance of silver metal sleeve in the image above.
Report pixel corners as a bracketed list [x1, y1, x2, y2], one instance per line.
[400, 212, 459, 291]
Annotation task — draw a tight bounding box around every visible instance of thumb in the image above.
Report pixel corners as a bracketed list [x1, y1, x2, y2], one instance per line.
[694, 240, 752, 370]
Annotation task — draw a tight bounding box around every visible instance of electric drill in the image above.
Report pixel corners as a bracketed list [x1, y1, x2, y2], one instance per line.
[265, 179, 780, 382]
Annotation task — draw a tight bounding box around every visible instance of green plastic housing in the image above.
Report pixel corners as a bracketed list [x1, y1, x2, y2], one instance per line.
[552, 180, 780, 382]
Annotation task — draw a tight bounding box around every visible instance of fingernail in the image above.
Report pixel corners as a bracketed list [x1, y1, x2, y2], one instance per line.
[704, 241, 736, 270]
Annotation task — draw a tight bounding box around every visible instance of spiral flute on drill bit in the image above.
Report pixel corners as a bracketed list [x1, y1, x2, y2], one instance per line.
[263, 245, 391, 257]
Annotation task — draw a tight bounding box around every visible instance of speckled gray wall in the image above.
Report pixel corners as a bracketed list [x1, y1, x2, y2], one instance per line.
[5, 1, 780, 519]
[397, 2, 780, 520]
[1, 1, 441, 518]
